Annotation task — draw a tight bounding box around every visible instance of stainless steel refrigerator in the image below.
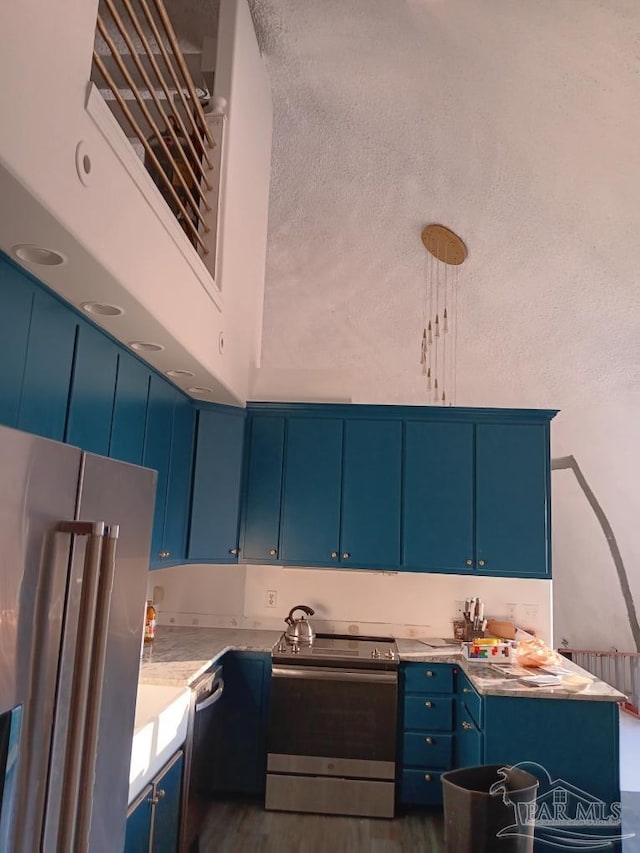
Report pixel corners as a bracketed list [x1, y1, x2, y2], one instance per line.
[0, 424, 156, 852]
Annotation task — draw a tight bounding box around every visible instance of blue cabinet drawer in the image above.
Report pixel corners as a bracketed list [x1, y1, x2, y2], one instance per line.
[403, 732, 453, 769]
[399, 769, 444, 806]
[404, 695, 453, 731]
[403, 663, 454, 694]
[458, 671, 483, 729]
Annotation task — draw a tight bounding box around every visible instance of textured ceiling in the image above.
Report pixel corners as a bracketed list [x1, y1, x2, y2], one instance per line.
[250, 0, 640, 408]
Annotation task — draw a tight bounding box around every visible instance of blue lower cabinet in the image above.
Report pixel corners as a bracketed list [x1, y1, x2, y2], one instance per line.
[109, 353, 151, 465]
[404, 696, 454, 732]
[65, 319, 119, 456]
[404, 664, 455, 695]
[188, 407, 246, 562]
[125, 750, 184, 853]
[211, 652, 271, 795]
[18, 288, 78, 441]
[457, 669, 483, 729]
[0, 256, 34, 428]
[400, 769, 445, 806]
[454, 701, 483, 768]
[403, 732, 453, 769]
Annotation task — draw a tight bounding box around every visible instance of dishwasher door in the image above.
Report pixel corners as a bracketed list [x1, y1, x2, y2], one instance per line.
[182, 666, 224, 851]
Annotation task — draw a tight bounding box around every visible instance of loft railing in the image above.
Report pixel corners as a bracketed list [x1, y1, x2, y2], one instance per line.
[560, 648, 640, 717]
[92, 0, 222, 264]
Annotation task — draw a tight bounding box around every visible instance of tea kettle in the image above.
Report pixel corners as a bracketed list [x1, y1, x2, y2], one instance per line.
[284, 604, 315, 644]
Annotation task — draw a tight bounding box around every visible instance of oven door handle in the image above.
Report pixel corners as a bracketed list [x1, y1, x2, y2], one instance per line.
[271, 666, 397, 684]
[195, 678, 224, 713]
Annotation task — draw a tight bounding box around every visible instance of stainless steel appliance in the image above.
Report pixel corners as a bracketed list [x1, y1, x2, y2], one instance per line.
[0, 424, 155, 853]
[266, 634, 399, 818]
[283, 604, 315, 645]
[182, 665, 224, 851]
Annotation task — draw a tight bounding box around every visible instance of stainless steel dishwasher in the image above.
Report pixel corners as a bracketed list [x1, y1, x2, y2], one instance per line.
[181, 665, 224, 852]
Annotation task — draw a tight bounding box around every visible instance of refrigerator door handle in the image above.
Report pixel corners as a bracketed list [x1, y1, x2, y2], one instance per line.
[75, 524, 120, 850]
[55, 520, 107, 853]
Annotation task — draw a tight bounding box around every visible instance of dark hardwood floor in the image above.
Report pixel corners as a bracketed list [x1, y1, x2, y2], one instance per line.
[197, 799, 445, 852]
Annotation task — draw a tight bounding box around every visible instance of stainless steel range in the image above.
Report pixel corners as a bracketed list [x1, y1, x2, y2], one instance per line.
[266, 633, 399, 819]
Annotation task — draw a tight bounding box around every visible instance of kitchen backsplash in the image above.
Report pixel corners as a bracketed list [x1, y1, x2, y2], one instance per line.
[148, 564, 552, 644]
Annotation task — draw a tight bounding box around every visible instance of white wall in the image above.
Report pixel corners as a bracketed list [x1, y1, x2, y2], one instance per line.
[0, 0, 271, 403]
[149, 563, 552, 643]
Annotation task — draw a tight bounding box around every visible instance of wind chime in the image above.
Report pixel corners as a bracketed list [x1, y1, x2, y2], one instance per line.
[420, 224, 467, 405]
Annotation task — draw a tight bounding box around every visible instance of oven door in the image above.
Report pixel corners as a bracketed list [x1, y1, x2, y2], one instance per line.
[268, 664, 397, 777]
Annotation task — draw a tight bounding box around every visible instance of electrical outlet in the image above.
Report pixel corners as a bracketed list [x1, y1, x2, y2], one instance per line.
[506, 603, 517, 622]
[266, 590, 278, 608]
[455, 600, 466, 616]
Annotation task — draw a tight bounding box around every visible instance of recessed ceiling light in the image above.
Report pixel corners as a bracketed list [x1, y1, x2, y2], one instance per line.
[187, 386, 214, 395]
[12, 244, 66, 266]
[129, 341, 165, 353]
[81, 301, 124, 317]
[166, 369, 195, 378]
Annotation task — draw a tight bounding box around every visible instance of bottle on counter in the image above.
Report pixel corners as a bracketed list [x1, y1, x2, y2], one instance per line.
[144, 600, 157, 643]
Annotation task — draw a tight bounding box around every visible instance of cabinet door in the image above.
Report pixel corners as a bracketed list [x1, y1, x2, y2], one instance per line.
[340, 419, 402, 568]
[403, 421, 474, 572]
[143, 376, 178, 564]
[212, 653, 270, 795]
[0, 257, 34, 428]
[454, 701, 483, 768]
[124, 784, 153, 853]
[110, 353, 151, 465]
[151, 751, 184, 853]
[280, 417, 343, 565]
[475, 423, 550, 577]
[162, 398, 195, 564]
[240, 415, 285, 562]
[65, 320, 119, 455]
[18, 289, 78, 441]
[188, 409, 246, 562]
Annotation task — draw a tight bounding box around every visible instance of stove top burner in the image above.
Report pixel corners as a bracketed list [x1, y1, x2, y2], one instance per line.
[272, 633, 399, 670]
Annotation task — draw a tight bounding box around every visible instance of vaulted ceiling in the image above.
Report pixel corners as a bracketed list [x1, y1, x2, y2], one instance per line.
[249, 0, 640, 408]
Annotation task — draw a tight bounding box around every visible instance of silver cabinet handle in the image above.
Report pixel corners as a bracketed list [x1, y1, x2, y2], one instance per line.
[466, 559, 473, 566]
[342, 552, 350, 559]
[229, 548, 238, 556]
[269, 548, 277, 557]
[462, 687, 472, 694]
[478, 559, 486, 567]
[424, 774, 432, 782]
[424, 700, 433, 708]
[462, 721, 473, 730]
[425, 737, 433, 745]
[330, 551, 338, 559]
[425, 670, 433, 677]
[156, 789, 165, 799]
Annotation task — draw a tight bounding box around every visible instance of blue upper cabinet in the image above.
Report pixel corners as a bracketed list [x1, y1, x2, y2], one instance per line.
[280, 417, 343, 565]
[65, 320, 119, 456]
[144, 376, 178, 565]
[341, 419, 402, 569]
[162, 397, 195, 564]
[240, 415, 285, 562]
[0, 257, 34, 428]
[475, 423, 550, 577]
[188, 407, 246, 562]
[110, 353, 151, 465]
[403, 421, 475, 573]
[18, 289, 78, 441]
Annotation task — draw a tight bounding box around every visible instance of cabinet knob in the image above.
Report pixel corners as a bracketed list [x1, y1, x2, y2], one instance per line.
[478, 559, 486, 567]
[466, 559, 473, 567]
[330, 551, 338, 559]
[462, 721, 473, 730]
[424, 701, 433, 708]
[424, 774, 432, 783]
[158, 550, 170, 559]
[229, 548, 238, 556]
[156, 788, 166, 799]
[425, 670, 433, 677]
[342, 552, 350, 559]
[269, 549, 277, 557]
[425, 736, 434, 745]
[463, 687, 472, 694]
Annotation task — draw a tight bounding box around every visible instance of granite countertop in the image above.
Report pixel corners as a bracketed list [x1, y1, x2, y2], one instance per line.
[396, 638, 626, 702]
[139, 626, 282, 686]
[139, 627, 625, 702]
